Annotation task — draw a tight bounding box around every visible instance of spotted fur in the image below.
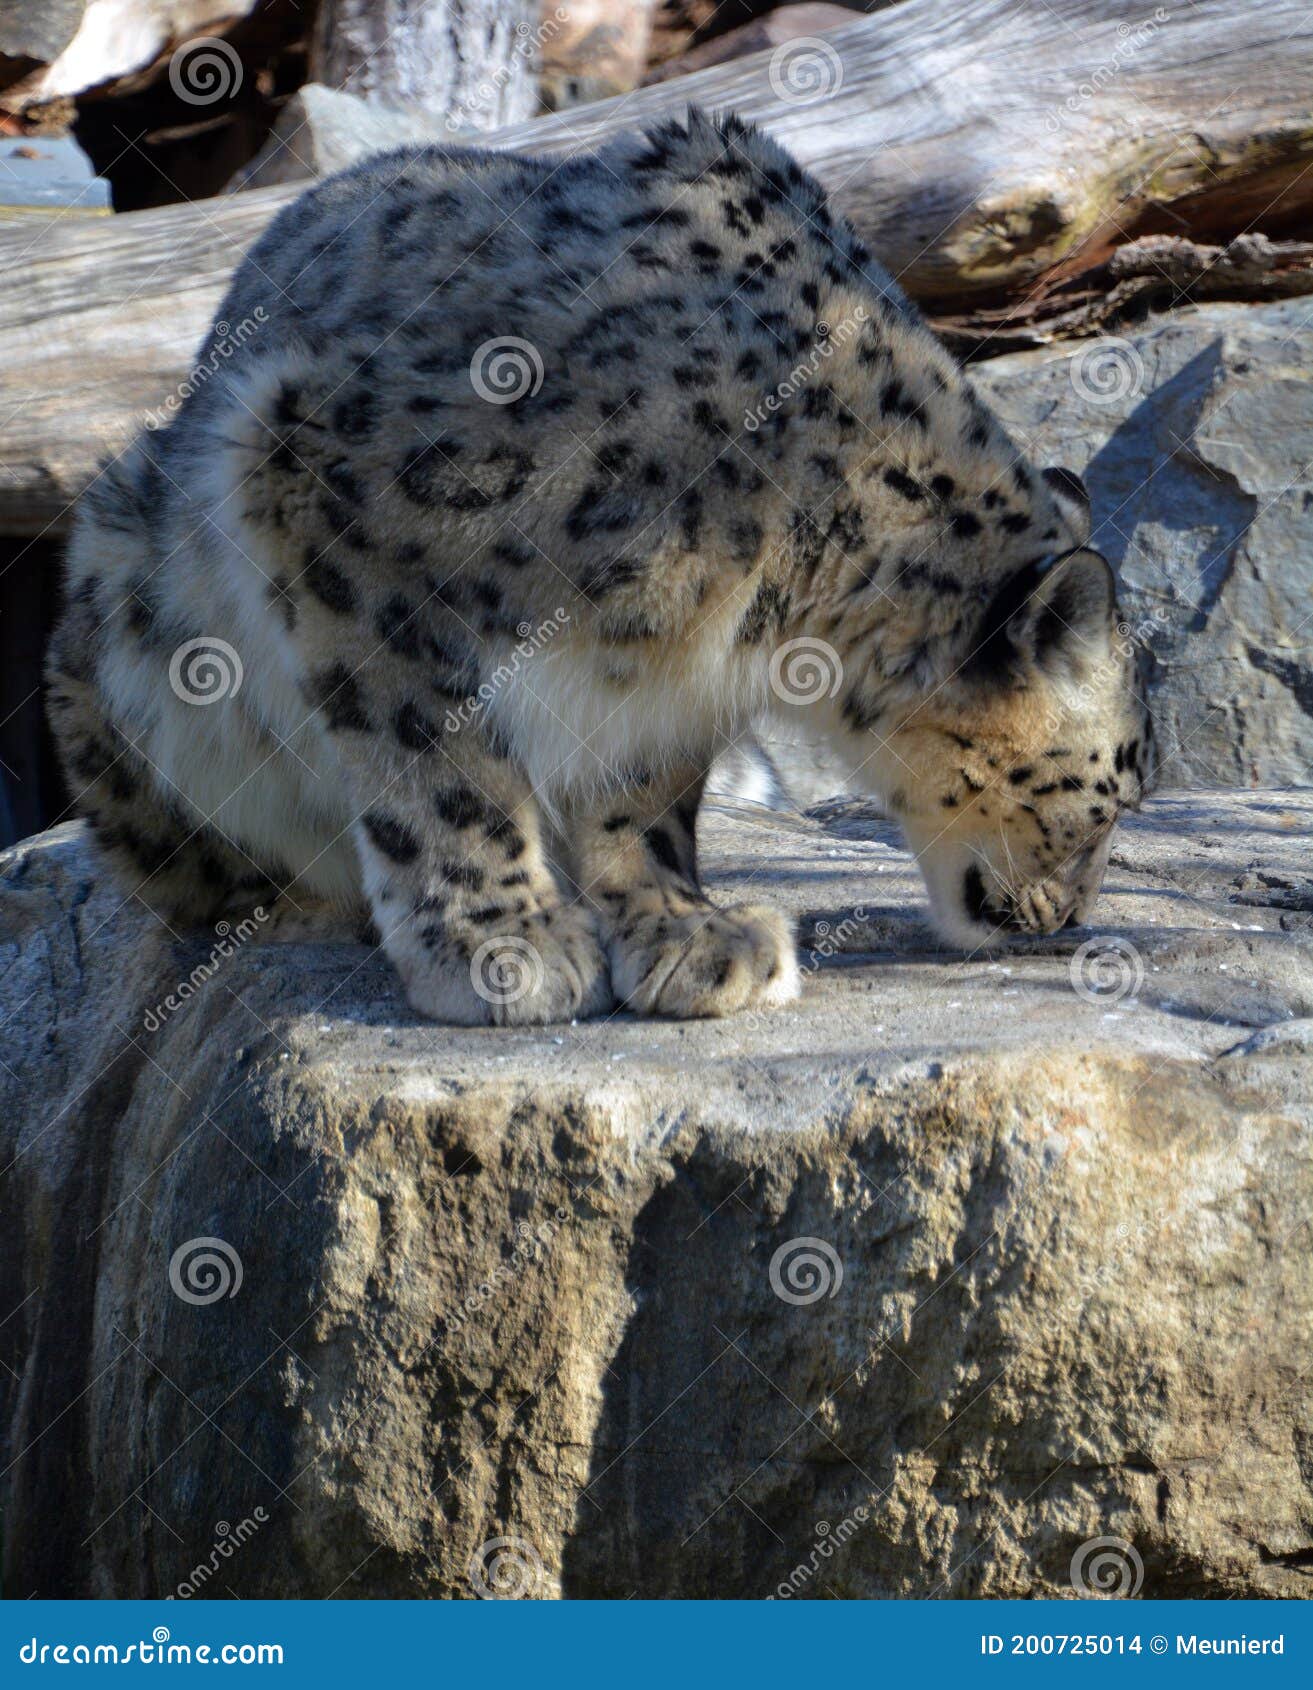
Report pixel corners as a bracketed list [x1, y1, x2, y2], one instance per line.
[47, 110, 1154, 1024]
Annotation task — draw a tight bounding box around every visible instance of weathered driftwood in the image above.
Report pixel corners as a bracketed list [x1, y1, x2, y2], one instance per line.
[5, 0, 1313, 534]
[936, 235, 1313, 358]
[0, 2, 259, 112]
[234, 2, 540, 190]
[309, 0, 539, 128]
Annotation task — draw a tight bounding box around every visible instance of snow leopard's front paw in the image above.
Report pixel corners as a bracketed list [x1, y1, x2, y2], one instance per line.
[396, 904, 613, 1026]
[609, 901, 798, 1019]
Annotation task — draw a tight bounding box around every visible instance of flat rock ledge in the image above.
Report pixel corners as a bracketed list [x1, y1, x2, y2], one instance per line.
[2, 793, 1311, 1599]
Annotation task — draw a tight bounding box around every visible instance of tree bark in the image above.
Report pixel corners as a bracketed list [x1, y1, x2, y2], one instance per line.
[309, 0, 539, 130]
[4, 0, 1312, 534]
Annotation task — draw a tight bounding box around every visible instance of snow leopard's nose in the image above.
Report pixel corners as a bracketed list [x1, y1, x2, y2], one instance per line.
[962, 863, 1027, 933]
[964, 864, 1080, 936]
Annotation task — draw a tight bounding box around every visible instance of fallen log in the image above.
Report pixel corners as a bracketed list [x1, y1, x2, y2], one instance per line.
[234, 0, 541, 189]
[936, 234, 1313, 358]
[4, 0, 1312, 535]
[0, 2, 260, 113]
[308, 0, 539, 128]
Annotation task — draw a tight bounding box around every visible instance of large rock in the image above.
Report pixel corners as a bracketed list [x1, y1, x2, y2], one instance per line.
[2, 794, 1311, 1599]
[976, 300, 1313, 792]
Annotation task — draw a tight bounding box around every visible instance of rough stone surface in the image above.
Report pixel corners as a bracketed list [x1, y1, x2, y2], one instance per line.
[976, 300, 1313, 792]
[2, 794, 1311, 1599]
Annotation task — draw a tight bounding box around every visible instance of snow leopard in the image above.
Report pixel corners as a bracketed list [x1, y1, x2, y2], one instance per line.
[47, 108, 1155, 1025]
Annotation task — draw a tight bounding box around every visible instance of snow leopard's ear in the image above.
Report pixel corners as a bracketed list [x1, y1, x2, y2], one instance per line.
[971, 548, 1117, 683]
[1042, 465, 1092, 543]
[1026, 546, 1117, 674]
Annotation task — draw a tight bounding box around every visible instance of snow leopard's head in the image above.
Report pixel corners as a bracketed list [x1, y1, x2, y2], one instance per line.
[876, 543, 1157, 949]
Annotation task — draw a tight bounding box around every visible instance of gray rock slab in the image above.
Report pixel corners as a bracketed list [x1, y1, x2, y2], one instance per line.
[1, 793, 1310, 1597]
[976, 300, 1313, 791]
